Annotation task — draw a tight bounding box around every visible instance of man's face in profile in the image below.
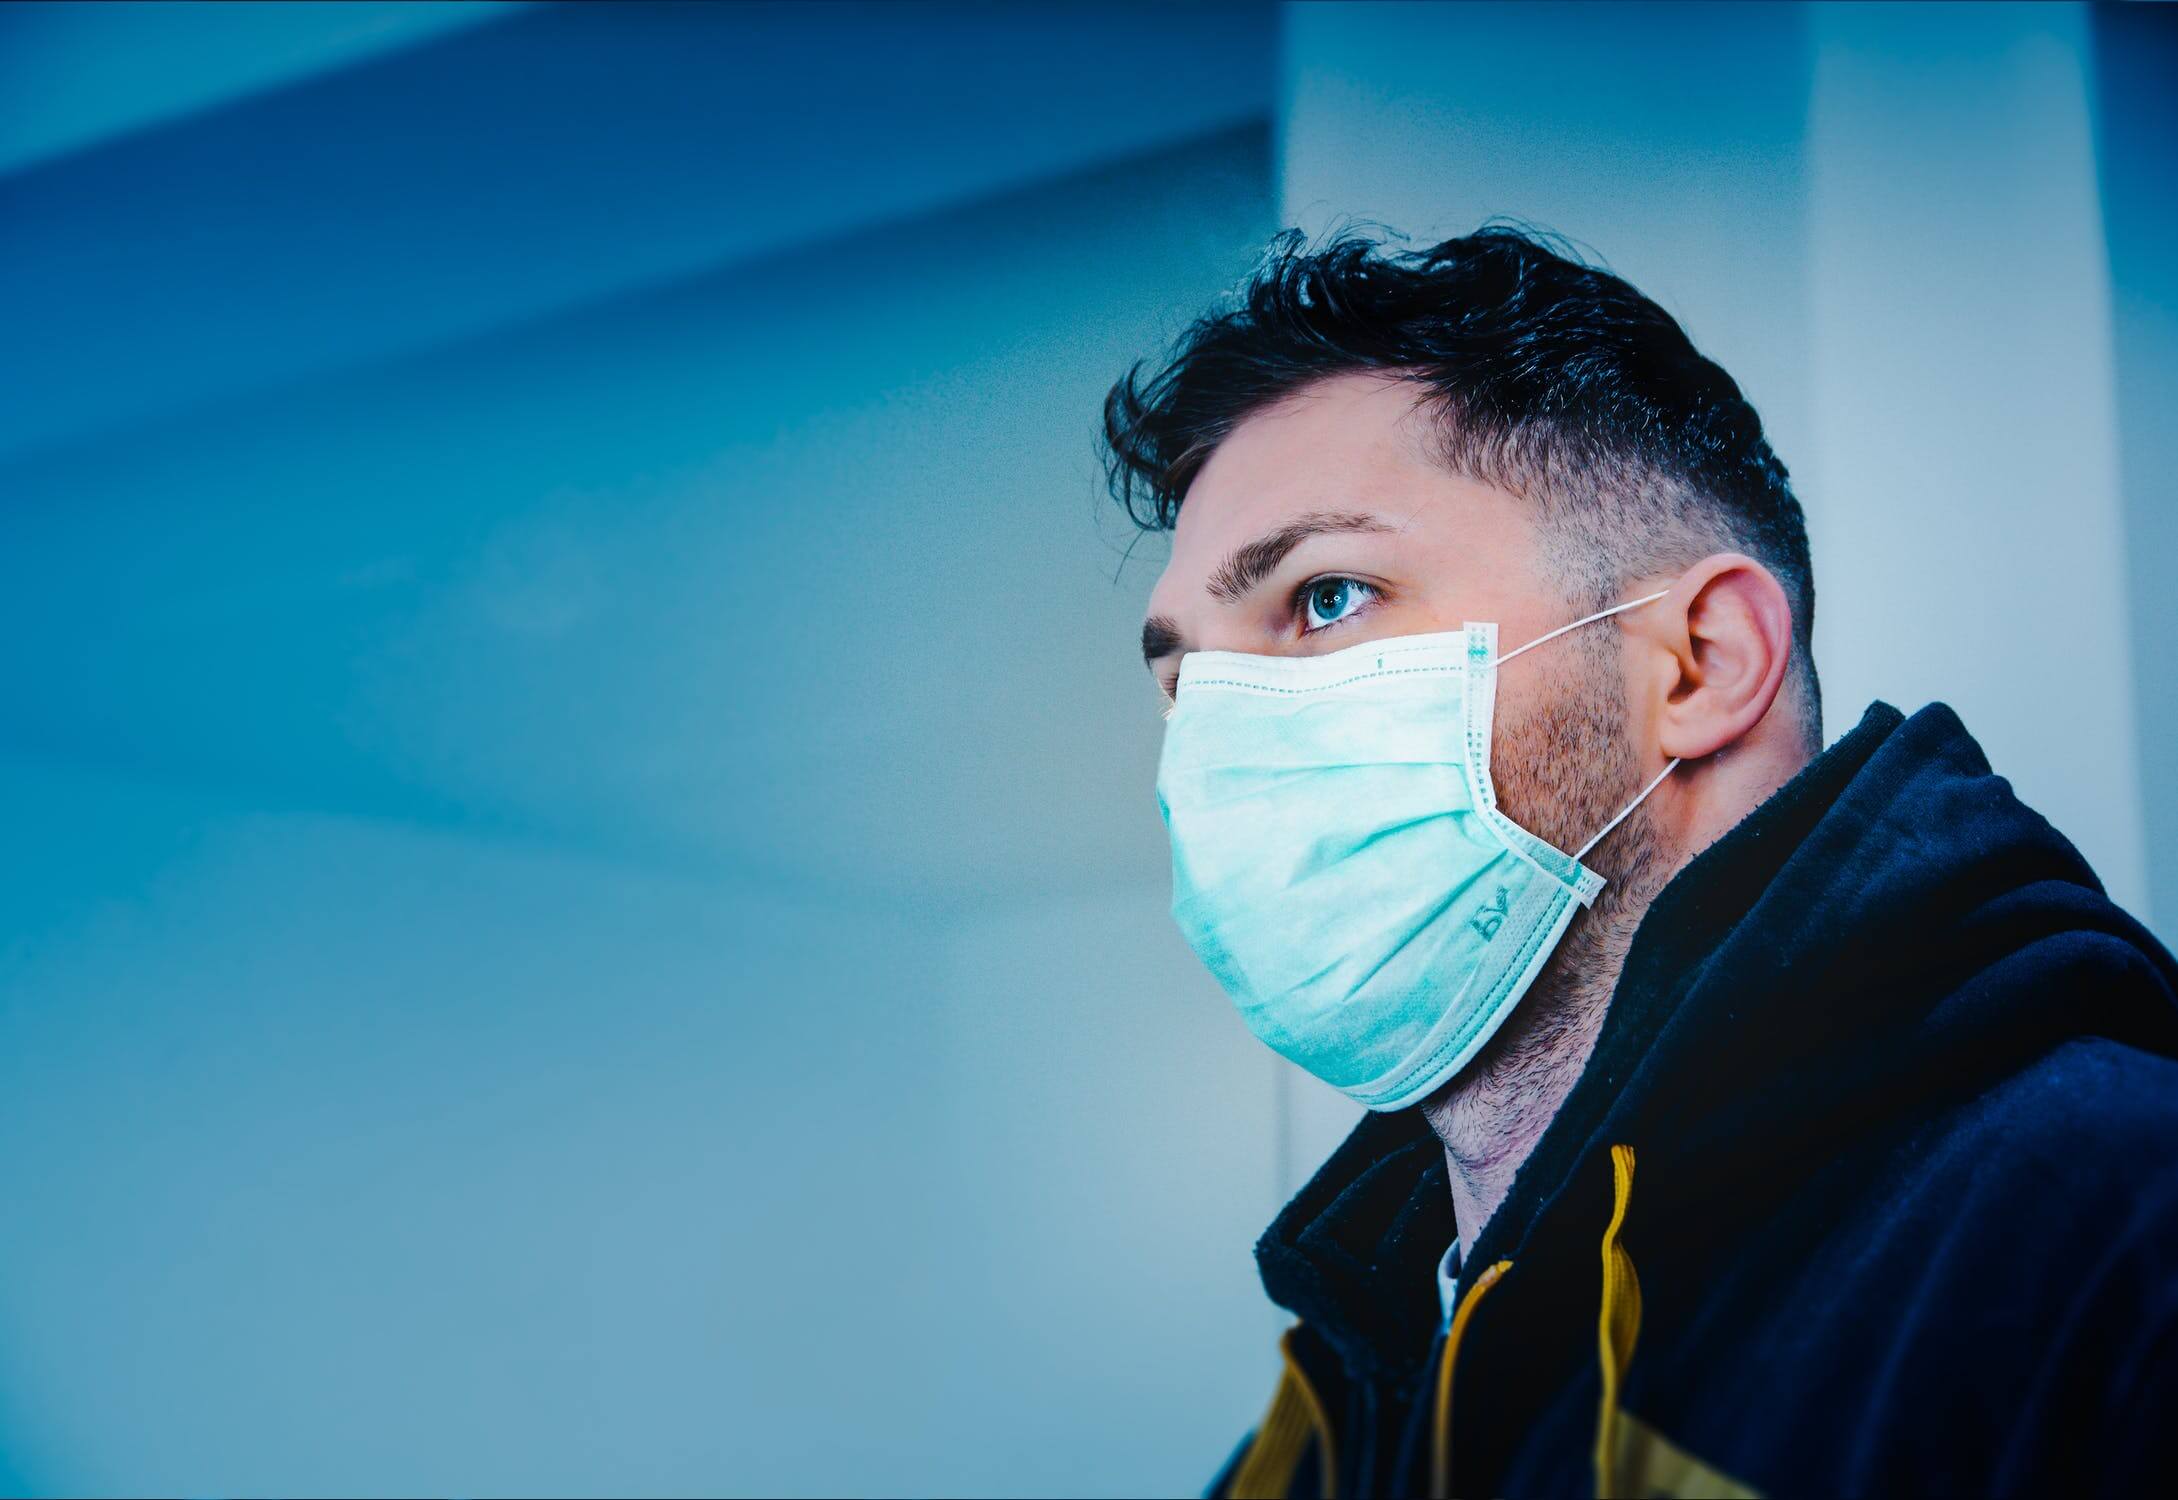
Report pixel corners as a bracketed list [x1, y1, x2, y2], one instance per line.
[1140, 369, 1644, 860]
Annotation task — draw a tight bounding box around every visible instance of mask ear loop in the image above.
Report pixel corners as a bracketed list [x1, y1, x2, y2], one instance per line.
[1488, 586, 1678, 863]
[1574, 756, 1681, 862]
[1492, 588, 1670, 669]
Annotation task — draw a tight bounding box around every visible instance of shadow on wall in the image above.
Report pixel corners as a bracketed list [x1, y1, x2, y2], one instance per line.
[0, 96, 1287, 1500]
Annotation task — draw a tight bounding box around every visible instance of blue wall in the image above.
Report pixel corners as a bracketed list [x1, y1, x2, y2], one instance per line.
[1, 2, 2171, 1494]
[1, 5, 1287, 1493]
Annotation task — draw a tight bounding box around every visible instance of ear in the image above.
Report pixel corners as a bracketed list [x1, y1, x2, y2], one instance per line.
[1649, 553, 1794, 761]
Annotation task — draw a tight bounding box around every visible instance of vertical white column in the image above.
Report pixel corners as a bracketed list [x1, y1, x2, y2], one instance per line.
[2091, 5, 2178, 940]
[1806, 1, 2148, 920]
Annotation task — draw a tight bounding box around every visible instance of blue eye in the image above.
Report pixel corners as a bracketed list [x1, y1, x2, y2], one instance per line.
[1300, 576, 1376, 633]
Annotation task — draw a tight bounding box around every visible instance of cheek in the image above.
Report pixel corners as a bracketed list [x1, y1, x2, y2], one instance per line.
[1486, 656, 1636, 849]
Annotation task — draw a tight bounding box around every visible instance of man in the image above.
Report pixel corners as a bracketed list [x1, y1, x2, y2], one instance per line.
[1099, 224, 2178, 1498]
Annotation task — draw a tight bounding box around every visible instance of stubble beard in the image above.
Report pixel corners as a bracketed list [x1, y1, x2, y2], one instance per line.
[1421, 624, 1674, 1188]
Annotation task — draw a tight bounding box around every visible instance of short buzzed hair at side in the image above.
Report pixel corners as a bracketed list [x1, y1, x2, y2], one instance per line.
[1098, 221, 1823, 747]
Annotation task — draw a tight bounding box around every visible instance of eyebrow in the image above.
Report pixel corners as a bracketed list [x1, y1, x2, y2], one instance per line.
[1141, 614, 1184, 667]
[1140, 510, 1397, 666]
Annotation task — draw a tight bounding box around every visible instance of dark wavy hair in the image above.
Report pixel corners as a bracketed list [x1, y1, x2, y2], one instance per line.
[1099, 221, 1821, 744]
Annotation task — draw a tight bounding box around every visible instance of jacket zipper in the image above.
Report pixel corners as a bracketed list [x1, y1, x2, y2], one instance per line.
[1431, 1258, 1513, 1499]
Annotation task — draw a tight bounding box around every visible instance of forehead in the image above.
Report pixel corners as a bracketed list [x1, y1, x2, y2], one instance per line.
[1174, 371, 1437, 544]
[1146, 371, 1531, 615]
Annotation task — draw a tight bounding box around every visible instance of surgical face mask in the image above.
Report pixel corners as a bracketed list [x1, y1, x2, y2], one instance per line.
[1154, 592, 1679, 1112]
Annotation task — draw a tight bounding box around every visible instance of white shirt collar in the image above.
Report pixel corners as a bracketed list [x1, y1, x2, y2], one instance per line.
[1435, 1239, 1463, 1325]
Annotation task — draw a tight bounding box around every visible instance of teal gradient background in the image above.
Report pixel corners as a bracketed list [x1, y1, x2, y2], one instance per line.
[0, 3, 2171, 1493]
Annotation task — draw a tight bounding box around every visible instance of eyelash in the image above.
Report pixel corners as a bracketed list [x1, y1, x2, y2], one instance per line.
[1293, 575, 1380, 636]
[1158, 575, 1382, 703]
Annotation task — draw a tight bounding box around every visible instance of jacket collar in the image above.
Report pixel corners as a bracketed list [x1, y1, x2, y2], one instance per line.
[1254, 701, 1911, 1379]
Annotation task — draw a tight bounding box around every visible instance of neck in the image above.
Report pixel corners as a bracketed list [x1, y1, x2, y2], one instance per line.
[1421, 724, 1812, 1251]
[1419, 880, 1649, 1250]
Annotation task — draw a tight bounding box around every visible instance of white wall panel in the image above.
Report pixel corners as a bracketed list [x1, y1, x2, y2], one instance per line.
[1806, 2, 2148, 920]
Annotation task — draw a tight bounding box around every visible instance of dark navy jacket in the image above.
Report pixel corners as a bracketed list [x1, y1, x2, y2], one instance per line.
[1210, 701, 2178, 1498]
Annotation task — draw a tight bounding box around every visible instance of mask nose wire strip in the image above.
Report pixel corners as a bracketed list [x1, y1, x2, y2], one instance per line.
[1574, 757, 1681, 862]
[1490, 589, 1670, 670]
